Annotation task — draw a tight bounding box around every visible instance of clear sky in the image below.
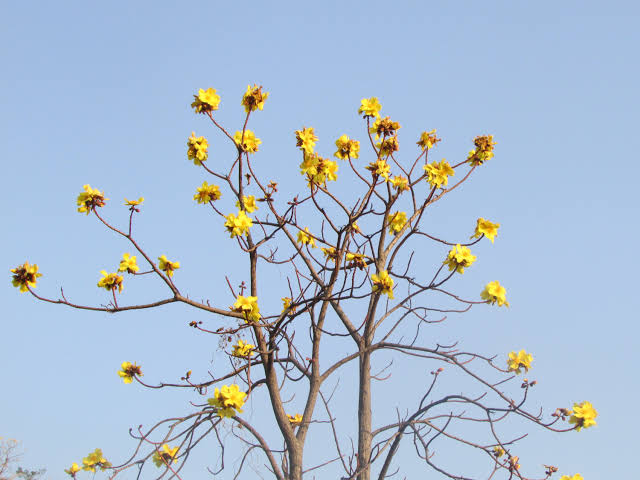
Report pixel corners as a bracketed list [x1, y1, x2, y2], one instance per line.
[2, 1, 638, 479]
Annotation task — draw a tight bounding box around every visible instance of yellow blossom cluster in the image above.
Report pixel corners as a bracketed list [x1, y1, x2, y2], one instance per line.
[467, 135, 496, 166]
[81, 448, 111, 472]
[560, 475, 583, 480]
[97, 270, 123, 293]
[194, 181, 222, 204]
[295, 127, 318, 153]
[10, 262, 42, 293]
[492, 446, 505, 458]
[224, 211, 253, 237]
[282, 296, 296, 313]
[481, 281, 509, 307]
[376, 136, 399, 157]
[334, 134, 360, 160]
[208, 384, 247, 418]
[391, 175, 409, 192]
[236, 195, 258, 213]
[187, 132, 208, 165]
[233, 295, 261, 322]
[158, 255, 180, 277]
[117, 361, 143, 384]
[321, 246, 337, 261]
[417, 129, 441, 150]
[152, 444, 179, 468]
[359, 97, 382, 118]
[288, 413, 303, 425]
[370, 117, 401, 139]
[232, 339, 255, 358]
[296, 227, 317, 248]
[300, 152, 338, 185]
[241, 84, 269, 113]
[471, 217, 500, 243]
[387, 211, 407, 235]
[366, 159, 391, 180]
[191, 87, 220, 114]
[118, 253, 139, 274]
[443, 244, 476, 274]
[507, 350, 533, 374]
[234, 130, 261, 154]
[77, 184, 107, 215]
[346, 252, 367, 270]
[371, 270, 394, 299]
[424, 160, 455, 189]
[569, 401, 598, 431]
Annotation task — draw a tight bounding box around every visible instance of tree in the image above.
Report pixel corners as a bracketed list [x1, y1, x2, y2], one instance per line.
[11, 85, 595, 480]
[0, 439, 45, 480]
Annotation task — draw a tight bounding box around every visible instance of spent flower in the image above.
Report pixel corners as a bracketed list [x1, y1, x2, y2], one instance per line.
[241, 84, 269, 113]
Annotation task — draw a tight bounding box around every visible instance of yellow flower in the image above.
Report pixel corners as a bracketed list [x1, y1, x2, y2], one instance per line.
[208, 384, 247, 418]
[282, 296, 297, 313]
[297, 227, 316, 248]
[232, 339, 255, 358]
[152, 444, 179, 468]
[371, 270, 394, 299]
[467, 135, 497, 166]
[346, 252, 367, 270]
[334, 134, 360, 160]
[97, 270, 123, 293]
[158, 255, 180, 277]
[82, 448, 111, 472]
[321, 246, 337, 261]
[233, 295, 261, 322]
[287, 413, 303, 425]
[64, 463, 81, 477]
[471, 218, 500, 243]
[417, 129, 441, 150]
[371, 117, 401, 139]
[117, 361, 142, 384]
[443, 244, 476, 274]
[124, 197, 144, 206]
[391, 175, 409, 192]
[560, 475, 584, 480]
[187, 132, 209, 165]
[299, 152, 339, 185]
[387, 211, 407, 235]
[295, 127, 318, 154]
[194, 181, 222, 204]
[77, 184, 107, 214]
[492, 446, 505, 458]
[359, 97, 382, 118]
[10, 262, 42, 293]
[224, 210, 253, 237]
[424, 159, 455, 189]
[234, 130, 261, 153]
[118, 253, 139, 274]
[191, 87, 221, 114]
[481, 281, 509, 307]
[241, 84, 269, 113]
[506, 350, 533, 374]
[236, 195, 258, 213]
[366, 159, 391, 180]
[569, 401, 598, 431]
[376, 136, 399, 157]
[509, 456, 520, 471]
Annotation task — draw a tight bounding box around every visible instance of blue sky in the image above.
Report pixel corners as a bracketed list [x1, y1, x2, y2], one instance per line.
[2, 1, 638, 479]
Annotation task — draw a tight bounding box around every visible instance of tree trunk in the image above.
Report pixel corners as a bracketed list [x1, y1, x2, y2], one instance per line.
[357, 349, 372, 480]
